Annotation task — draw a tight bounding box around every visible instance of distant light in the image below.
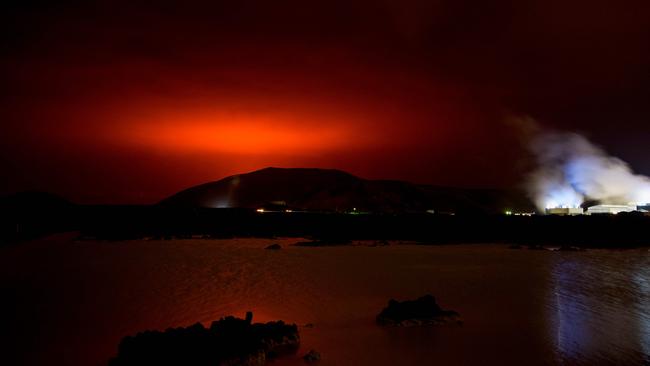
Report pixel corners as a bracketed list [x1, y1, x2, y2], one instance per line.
[212, 199, 230, 208]
[256, 208, 265, 213]
[285, 209, 292, 213]
[505, 210, 512, 216]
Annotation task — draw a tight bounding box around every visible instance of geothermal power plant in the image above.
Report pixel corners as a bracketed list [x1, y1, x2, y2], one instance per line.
[528, 130, 650, 216]
[545, 203, 650, 216]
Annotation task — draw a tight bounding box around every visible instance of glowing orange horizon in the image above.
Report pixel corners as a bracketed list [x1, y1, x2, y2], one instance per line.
[108, 101, 386, 156]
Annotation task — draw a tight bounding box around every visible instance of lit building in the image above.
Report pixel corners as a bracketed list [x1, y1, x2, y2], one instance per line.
[545, 207, 584, 215]
[636, 204, 650, 212]
[586, 204, 636, 215]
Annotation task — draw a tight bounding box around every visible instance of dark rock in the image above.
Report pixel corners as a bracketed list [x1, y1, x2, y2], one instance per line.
[265, 243, 282, 250]
[527, 244, 545, 250]
[558, 245, 585, 251]
[370, 240, 389, 247]
[109, 313, 299, 366]
[303, 350, 321, 363]
[294, 238, 351, 247]
[376, 295, 462, 326]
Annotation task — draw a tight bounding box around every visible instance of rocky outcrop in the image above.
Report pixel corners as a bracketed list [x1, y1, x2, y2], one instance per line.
[558, 245, 585, 251]
[293, 239, 351, 247]
[376, 295, 462, 326]
[265, 244, 282, 250]
[109, 312, 299, 366]
[303, 349, 321, 363]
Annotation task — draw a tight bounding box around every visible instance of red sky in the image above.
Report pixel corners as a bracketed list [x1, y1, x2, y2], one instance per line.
[1, 0, 649, 203]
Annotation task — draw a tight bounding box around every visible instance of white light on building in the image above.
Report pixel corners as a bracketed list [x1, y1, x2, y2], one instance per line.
[586, 205, 636, 215]
[545, 207, 584, 215]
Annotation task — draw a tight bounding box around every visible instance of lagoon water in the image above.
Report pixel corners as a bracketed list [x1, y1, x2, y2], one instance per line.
[2, 236, 650, 365]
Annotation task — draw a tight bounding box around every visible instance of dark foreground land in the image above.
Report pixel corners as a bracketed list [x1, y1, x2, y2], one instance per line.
[2, 200, 650, 247]
[110, 313, 299, 366]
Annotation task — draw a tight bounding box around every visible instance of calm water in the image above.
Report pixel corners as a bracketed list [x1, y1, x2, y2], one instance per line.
[1, 235, 649, 365]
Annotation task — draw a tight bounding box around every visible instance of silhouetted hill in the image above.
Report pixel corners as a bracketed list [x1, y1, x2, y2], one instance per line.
[0, 191, 75, 244]
[161, 167, 535, 214]
[0, 191, 72, 213]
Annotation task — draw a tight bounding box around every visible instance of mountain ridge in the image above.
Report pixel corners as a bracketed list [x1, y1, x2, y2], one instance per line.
[161, 167, 535, 214]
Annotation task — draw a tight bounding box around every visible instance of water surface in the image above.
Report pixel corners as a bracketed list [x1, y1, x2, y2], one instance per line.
[1, 235, 649, 365]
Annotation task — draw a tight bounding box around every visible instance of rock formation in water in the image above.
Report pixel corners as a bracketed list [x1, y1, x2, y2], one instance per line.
[109, 312, 299, 366]
[376, 295, 462, 326]
[302, 349, 321, 363]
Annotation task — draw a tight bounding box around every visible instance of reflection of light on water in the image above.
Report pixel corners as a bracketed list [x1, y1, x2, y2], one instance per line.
[553, 259, 589, 361]
[552, 253, 650, 364]
[632, 264, 650, 358]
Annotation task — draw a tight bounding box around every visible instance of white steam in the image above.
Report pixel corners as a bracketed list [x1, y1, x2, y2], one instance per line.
[527, 130, 650, 211]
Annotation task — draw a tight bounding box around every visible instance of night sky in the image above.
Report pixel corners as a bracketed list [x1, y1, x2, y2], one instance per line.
[2, 0, 649, 203]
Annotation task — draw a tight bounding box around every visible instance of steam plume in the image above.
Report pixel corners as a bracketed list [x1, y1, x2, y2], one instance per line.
[526, 125, 650, 211]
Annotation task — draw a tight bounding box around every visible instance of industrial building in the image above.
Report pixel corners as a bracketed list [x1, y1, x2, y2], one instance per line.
[545, 207, 584, 215]
[545, 203, 650, 215]
[586, 204, 638, 215]
[637, 204, 650, 212]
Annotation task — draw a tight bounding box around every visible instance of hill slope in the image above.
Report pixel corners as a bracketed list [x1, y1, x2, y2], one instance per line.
[161, 167, 535, 214]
